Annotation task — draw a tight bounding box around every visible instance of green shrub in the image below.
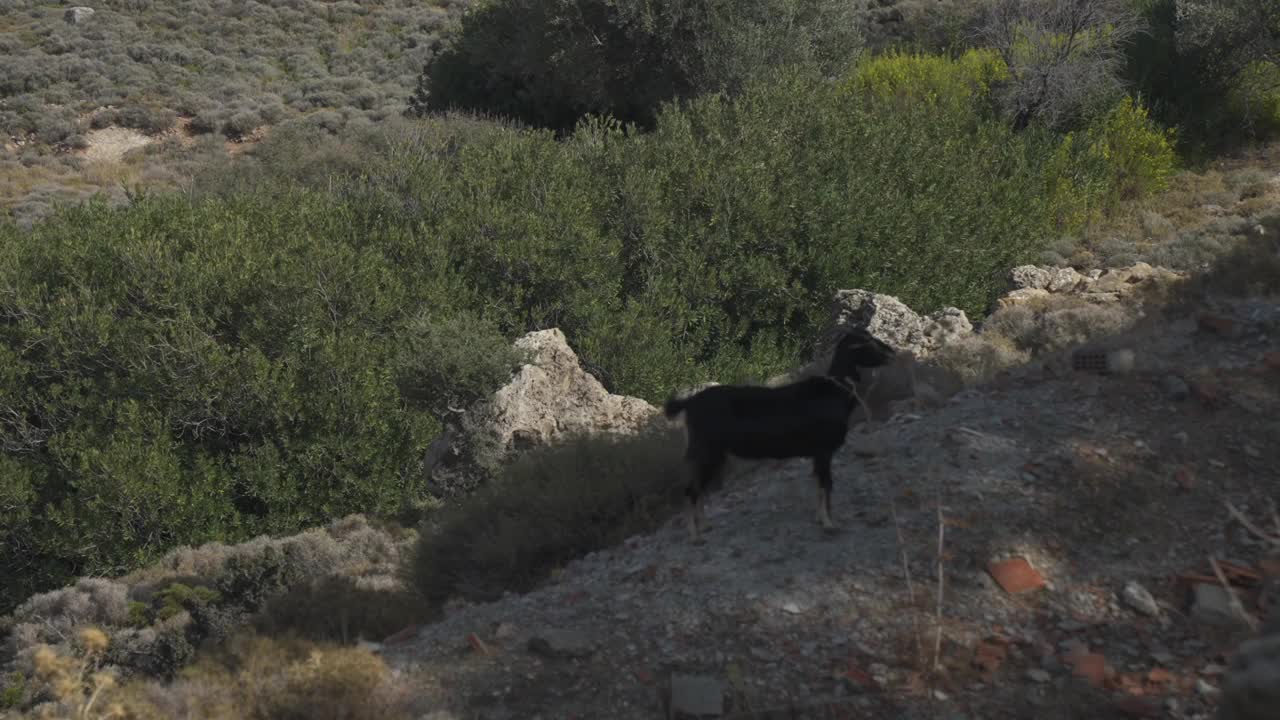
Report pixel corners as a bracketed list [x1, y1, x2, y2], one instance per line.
[1125, 0, 1280, 154]
[1, 54, 1183, 612]
[1082, 97, 1178, 207]
[0, 192, 515, 612]
[409, 426, 686, 604]
[394, 310, 528, 421]
[411, 0, 865, 133]
[155, 583, 222, 622]
[841, 48, 1008, 115]
[1, 672, 24, 709]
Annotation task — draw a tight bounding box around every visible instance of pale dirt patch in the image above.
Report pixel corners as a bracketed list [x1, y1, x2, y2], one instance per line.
[81, 127, 154, 163]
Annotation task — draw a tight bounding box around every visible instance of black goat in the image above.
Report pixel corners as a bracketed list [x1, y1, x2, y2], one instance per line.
[663, 329, 898, 540]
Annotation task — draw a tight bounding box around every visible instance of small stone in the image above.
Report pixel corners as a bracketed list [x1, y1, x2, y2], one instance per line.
[1196, 678, 1220, 696]
[1160, 375, 1190, 401]
[1067, 652, 1107, 687]
[1151, 650, 1175, 665]
[1202, 663, 1228, 676]
[1027, 669, 1051, 683]
[781, 602, 802, 615]
[1174, 466, 1195, 490]
[1265, 351, 1280, 371]
[1244, 444, 1262, 459]
[1121, 581, 1161, 617]
[669, 675, 724, 718]
[1190, 584, 1243, 627]
[526, 629, 595, 659]
[1190, 380, 1220, 405]
[1209, 459, 1227, 469]
[494, 622, 518, 640]
[1198, 313, 1240, 338]
[987, 557, 1046, 595]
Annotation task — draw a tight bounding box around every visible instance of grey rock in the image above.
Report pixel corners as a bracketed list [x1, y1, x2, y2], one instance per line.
[1219, 620, 1280, 720]
[1160, 375, 1191, 401]
[1009, 265, 1089, 293]
[64, 6, 94, 24]
[1191, 583, 1245, 627]
[1027, 669, 1052, 683]
[526, 628, 595, 659]
[669, 675, 724, 718]
[429, 328, 657, 496]
[1121, 581, 1161, 617]
[818, 289, 974, 359]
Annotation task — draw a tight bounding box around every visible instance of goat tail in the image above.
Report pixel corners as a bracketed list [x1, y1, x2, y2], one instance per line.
[663, 396, 688, 419]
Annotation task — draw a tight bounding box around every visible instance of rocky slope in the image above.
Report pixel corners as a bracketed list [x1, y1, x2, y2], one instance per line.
[379, 289, 1280, 719]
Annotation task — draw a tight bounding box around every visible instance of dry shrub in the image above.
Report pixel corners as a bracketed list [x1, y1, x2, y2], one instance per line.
[3, 516, 421, 688]
[981, 295, 1138, 354]
[409, 424, 686, 606]
[927, 334, 1031, 386]
[24, 633, 410, 720]
[1194, 231, 1280, 297]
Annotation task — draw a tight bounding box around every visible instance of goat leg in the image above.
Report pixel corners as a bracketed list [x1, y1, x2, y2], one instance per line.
[814, 454, 836, 530]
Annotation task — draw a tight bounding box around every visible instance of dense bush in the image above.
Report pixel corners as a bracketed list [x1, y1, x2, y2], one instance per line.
[1, 53, 1179, 612]
[1125, 0, 1280, 154]
[410, 0, 865, 132]
[0, 194, 520, 611]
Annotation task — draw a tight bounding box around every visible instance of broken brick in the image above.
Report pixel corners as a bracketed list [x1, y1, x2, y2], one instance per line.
[382, 624, 421, 646]
[1067, 652, 1107, 687]
[987, 557, 1046, 594]
[1189, 380, 1219, 406]
[1174, 466, 1195, 490]
[1265, 351, 1280, 371]
[1198, 313, 1239, 338]
[972, 639, 1008, 677]
[468, 632, 492, 655]
[1147, 667, 1174, 685]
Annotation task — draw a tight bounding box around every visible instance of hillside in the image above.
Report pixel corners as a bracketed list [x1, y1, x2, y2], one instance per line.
[2, 1, 1279, 717]
[0, 0, 467, 224]
[3, 247, 1277, 718]
[381, 285, 1280, 719]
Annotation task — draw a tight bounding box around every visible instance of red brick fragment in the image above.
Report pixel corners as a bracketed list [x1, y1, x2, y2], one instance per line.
[972, 639, 1008, 677]
[1174, 466, 1195, 491]
[1198, 313, 1239, 338]
[382, 624, 421, 646]
[1189, 380, 1219, 406]
[467, 632, 492, 655]
[987, 557, 1046, 594]
[1067, 651, 1107, 687]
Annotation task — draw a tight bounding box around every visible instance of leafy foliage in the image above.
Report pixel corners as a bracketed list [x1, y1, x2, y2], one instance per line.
[1126, 0, 1280, 153]
[410, 0, 865, 132]
[0, 193, 516, 611]
[1, 52, 1178, 612]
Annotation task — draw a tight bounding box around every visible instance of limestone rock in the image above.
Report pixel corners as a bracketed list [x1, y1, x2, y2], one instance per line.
[427, 328, 658, 496]
[819, 289, 973, 358]
[1009, 265, 1089, 293]
[64, 6, 95, 24]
